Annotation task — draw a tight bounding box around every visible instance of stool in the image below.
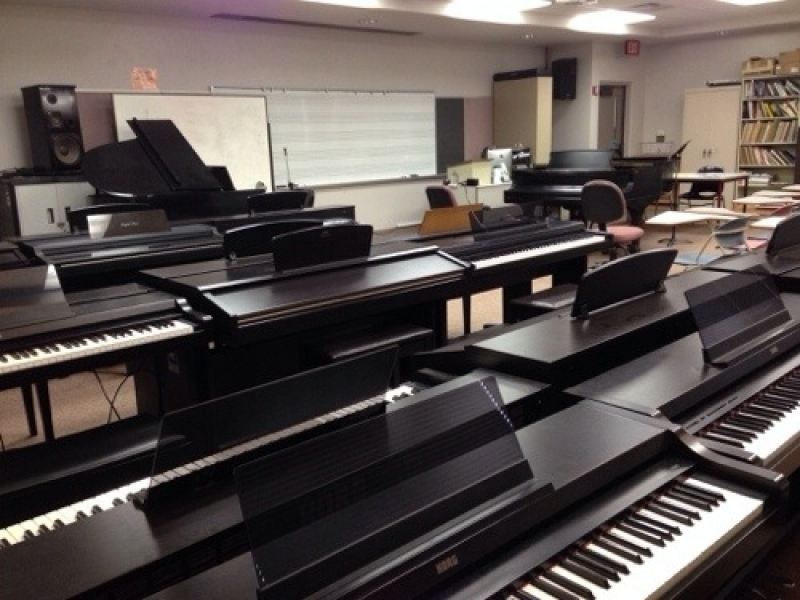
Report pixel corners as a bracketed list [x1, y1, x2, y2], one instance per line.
[303, 324, 435, 384]
[509, 284, 578, 322]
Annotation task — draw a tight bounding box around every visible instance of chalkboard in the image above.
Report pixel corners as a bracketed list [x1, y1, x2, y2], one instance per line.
[264, 89, 436, 187]
[111, 93, 272, 190]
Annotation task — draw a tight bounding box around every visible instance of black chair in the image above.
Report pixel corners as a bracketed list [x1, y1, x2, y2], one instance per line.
[65, 203, 151, 234]
[679, 165, 724, 208]
[247, 190, 312, 214]
[581, 180, 644, 260]
[425, 186, 458, 209]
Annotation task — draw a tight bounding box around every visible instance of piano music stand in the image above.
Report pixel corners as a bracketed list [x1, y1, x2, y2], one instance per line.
[234, 375, 550, 599]
[571, 248, 677, 319]
[685, 266, 799, 366]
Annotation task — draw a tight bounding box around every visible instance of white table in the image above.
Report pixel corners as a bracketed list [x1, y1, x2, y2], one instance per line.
[646, 210, 738, 245]
[751, 216, 786, 230]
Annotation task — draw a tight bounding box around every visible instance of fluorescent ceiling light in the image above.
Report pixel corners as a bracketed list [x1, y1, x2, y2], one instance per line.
[444, 0, 551, 25]
[568, 9, 655, 34]
[718, 0, 783, 5]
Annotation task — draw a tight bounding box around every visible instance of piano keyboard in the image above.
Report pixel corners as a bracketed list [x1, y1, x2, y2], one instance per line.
[0, 384, 417, 550]
[500, 476, 763, 600]
[696, 366, 800, 465]
[472, 234, 607, 270]
[0, 319, 196, 377]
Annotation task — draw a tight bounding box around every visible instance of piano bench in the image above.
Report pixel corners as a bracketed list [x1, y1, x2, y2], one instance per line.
[303, 324, 435, 385]
[509, 284, 577, 321]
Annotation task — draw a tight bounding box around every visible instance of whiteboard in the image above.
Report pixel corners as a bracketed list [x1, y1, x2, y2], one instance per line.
[111, 93, 272, 190]
[266, 90, 436, 187]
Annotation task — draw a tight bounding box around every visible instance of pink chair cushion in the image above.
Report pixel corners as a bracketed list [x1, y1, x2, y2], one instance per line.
[608, 225, 644, 243]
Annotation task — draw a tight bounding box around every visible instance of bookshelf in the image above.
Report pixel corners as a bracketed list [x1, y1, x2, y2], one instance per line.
[738, 74, 800, 187]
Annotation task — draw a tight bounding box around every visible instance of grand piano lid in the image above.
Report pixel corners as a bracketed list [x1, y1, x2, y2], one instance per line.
[82, 118, 223, 197]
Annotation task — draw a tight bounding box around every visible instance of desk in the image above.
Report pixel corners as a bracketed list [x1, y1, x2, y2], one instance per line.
[664, 172, 750, 243]
[751, 216, 786, 230]
[646, 209, 738, 247]
[732, 195, 799, 212]
[670, 171, 750, 209]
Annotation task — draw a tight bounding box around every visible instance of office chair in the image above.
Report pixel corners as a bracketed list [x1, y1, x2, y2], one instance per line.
[247, 190, 310, 214]
[674, 216, 750, 269]
[745, 203, 798, 250]
[679, 165, 724, 208]
[425, 185, 458, 209]
[65, 203, 151, 234]
[581, 179, 644, 260]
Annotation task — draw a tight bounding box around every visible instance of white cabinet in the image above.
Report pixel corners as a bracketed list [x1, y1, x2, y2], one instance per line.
[9, 180, 93, 236]
[681, 87, 740, 173]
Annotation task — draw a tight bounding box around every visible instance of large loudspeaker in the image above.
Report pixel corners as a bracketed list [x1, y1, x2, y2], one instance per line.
[22, 84, 84, 172]
[552, 58, 577, 100]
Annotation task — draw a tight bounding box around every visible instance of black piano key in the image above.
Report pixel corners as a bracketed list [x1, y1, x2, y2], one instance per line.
[645, 502, 695, 526]
[648, 494, 700, 521]
[726, 414, 771, 432]
[664, 489, 714, 511]
[590, 537, 643, 565]
[543, 571, 595, 600]
[622, 515, 674, 541]
[712, 424, 756, 442]
[756, 402, 794, 416]
[740, 407, 781, 422]
[763, 389, 800, 403]
[617, 522, 666, 547]
[700, 430, 746, 447]
[572, 548, 624, 579]
[573, 546, 630, 581]
[0, 538, 11, 549]
[674, 482, 723, 505]
[527, 576, 582, 600]
[628, 511, 681, 535]
[598, 528, 653, 557]
[757, 394, 796, 409]
[747, 404, 787, 418]
[562, 556, 612, 587]
[504, 585, 534, 600]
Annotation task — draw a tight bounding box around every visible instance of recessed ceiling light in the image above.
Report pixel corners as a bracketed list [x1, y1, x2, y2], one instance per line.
[568, 9, 656, 34]
[717, 0, 783, 5]
[444, 0, 550, 25]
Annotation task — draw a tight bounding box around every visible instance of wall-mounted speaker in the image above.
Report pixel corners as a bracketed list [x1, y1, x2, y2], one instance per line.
[22, 84, 84, 172]
[552, 58, 577, 101]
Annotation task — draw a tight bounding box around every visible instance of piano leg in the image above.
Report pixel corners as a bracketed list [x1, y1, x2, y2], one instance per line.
[34, 381, 55, 442]
[21, 385, 37, 436]
[462, 295, 472, 335]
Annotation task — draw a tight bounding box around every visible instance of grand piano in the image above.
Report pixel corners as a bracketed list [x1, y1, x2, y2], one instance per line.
[9, 119, 356, 292]
[505, 149, 666, 226]
[80, 117, 355, 231]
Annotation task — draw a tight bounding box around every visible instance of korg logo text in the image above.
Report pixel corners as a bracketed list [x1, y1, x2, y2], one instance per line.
[435, 553, 459, 575]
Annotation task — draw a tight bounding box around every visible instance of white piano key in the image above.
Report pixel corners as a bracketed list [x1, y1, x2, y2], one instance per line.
[740, 400, 800, 463]
[595, 478, 762, 598]
[472, 235, 607, 269]
[0, 319, 195, 377]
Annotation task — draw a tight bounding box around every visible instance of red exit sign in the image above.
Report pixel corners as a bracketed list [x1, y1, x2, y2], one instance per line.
[624, 39, 641, 56]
